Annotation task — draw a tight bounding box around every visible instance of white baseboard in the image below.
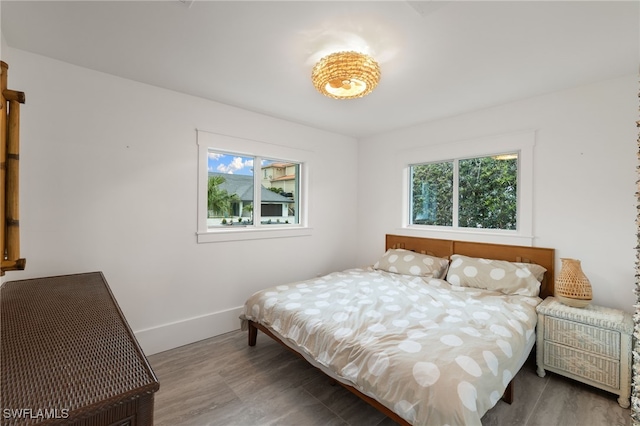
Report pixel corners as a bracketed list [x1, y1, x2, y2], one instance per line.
[134, 306, 243, 356]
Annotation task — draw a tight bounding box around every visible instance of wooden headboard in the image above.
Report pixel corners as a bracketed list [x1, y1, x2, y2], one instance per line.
[385, 234, 555, 299]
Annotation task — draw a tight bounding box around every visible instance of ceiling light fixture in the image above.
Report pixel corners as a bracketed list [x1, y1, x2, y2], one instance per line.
[311, 51, 380, 99]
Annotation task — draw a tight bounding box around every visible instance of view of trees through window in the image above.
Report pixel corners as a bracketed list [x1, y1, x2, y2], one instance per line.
[410, 153, 518, 230]
[207, 150, 300, 227]
[411, 162, 453, 226]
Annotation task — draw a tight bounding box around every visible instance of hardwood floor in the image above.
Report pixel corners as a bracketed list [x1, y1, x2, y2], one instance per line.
[148, 330, 631, 426]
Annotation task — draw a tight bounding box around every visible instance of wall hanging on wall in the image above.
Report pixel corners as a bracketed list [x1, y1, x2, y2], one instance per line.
[1, 61, 26, 275]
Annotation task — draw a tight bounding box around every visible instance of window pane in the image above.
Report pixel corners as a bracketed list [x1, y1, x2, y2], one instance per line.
[207, 151, 254, 227]
[410, 162, 453, 226]
[458, 154, 517, 230]
[261, 159, 300, 225]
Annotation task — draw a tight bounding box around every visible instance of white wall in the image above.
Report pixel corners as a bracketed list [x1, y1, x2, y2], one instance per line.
[356, 74, 638, 313]
[3, 43, 636, 357]
[2, 47, 359, 354]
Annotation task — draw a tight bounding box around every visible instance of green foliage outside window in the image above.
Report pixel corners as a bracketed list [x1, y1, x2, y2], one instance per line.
[208, 175, 239, 217]
[268, 187, 284, 195]
[411, 162, 453, 226]
[410, 154, 518, 230]
[459, 156, 517, 230]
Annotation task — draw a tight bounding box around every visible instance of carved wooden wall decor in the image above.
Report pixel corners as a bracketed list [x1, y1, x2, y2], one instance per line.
[631, 83, 640, 425]
[1, 61, 26, 275]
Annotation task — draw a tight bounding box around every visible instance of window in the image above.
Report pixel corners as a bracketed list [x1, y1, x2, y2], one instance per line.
[207, 151, 300, 227]
[196, 130, 310, 243]
[410, 161, 453, 226]
[400, 131, 534, 243]
[410, 153, 518, 230]
[207, 152, 255, 226]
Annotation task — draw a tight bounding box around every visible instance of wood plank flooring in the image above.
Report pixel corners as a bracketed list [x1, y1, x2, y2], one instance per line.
[148, 330, 631, 426]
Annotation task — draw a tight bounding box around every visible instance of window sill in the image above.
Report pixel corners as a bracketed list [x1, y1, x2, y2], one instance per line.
[399, 226, 534, 246]
[197, 226, 313, 243]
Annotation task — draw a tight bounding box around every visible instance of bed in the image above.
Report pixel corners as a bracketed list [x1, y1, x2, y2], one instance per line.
[240, 235, 555, 425]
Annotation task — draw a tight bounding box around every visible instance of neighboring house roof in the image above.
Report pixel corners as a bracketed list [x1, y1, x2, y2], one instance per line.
[271, 174, 295, 182]
[264, 162, 295, 168]
[209, 172, 292, 203]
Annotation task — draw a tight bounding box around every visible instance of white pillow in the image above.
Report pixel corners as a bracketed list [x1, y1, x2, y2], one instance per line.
[373, 249, 449, 278]
[446, 254, 546, 296]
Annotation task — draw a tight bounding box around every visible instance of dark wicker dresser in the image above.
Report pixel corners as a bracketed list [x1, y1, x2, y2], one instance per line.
[0, 272, 159, 426]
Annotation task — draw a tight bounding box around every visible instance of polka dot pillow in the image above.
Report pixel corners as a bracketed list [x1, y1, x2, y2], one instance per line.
[446, 254, 547, 296]
[373, 249, 450, 278]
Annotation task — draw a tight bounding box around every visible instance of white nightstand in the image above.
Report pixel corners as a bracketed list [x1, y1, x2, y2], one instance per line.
[536, 297, 633, 408]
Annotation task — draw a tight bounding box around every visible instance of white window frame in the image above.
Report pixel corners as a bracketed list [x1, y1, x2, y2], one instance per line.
[400, 131, 535, 246]
[196, 130, 312, 243]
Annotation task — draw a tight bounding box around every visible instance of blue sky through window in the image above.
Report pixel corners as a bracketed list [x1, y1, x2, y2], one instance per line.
[208, 152, 254, 176]
[208, 151, 278, 176]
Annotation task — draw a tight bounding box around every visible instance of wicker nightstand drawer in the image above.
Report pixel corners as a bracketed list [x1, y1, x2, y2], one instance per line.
[536, 297, 632, 409]
[543, 341, 620, 388]
[544, 316, 620, 359]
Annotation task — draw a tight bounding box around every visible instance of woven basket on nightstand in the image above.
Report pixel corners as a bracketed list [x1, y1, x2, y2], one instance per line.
[555, 258, 592, 307]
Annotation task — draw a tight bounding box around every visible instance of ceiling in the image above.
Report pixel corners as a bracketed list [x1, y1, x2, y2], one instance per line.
[1, 1, 638, 138]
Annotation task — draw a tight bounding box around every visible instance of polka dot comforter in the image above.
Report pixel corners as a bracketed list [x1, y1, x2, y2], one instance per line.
[241, 267, 541, 426]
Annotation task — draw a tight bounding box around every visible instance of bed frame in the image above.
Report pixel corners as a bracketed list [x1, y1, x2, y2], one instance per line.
[247, 235, 555, 425]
